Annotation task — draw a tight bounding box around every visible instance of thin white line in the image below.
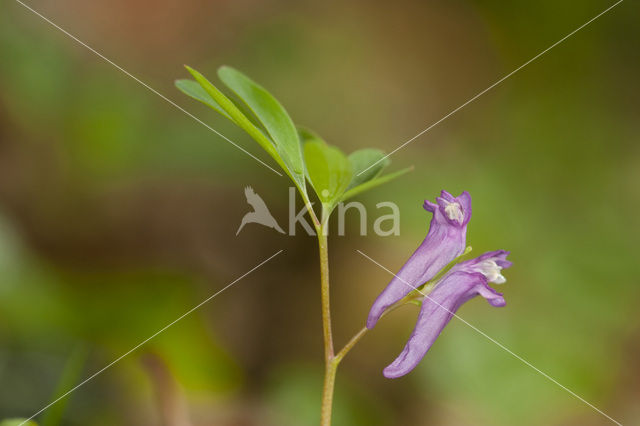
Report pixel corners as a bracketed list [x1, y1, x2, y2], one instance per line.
[357, 250, 623, 426]
[19, 250, 284, 426]
[358, 0, 624, 176]
[12, 0, 283, 177]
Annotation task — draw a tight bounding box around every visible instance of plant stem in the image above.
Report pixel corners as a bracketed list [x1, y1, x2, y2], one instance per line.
[314, 204, 418, 426]
[318, 230, 334, 362]
[317, 209, 335, 426]
[321, 359, 338, 426]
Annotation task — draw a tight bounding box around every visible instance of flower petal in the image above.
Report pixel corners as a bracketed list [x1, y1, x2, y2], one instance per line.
[367, 191, 470, 329]
[383, 272, 505, 378]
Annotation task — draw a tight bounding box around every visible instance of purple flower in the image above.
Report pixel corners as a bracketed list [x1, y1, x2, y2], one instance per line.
[367, 190, 472, 329]
[383, 250, 512, 379]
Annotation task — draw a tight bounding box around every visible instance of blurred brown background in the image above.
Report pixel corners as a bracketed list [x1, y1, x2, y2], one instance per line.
[0, 0, 639, 425]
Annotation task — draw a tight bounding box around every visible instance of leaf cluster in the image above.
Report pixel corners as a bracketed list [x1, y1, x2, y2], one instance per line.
[176, 66, 411, 216]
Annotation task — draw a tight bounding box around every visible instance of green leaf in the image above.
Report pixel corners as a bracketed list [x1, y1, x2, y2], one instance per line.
[341, 166, 413, 202]
[217, 66, 305, 179]
[180, 66, 307, 197]
[175, 79, 231, 120]
[182, 66, 285, 174]
[347, 149, 390, 190]
[297, 126, 325, 183]
[304, 140, 352, 206]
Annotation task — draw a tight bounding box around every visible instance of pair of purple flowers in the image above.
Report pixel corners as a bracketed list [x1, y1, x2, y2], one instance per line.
[367, 190, 512, 378]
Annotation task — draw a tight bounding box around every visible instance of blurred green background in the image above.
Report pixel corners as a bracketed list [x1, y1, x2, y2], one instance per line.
[1, 0, 638, 425]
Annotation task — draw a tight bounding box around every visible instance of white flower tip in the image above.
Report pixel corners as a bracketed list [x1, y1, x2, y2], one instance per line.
[443, 201, 464, 223]
[493, 275, 507, 284]
[477, 260, 507, 284]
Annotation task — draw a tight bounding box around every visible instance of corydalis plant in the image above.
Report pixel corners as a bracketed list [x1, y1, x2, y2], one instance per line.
[176, 67, 510, 426]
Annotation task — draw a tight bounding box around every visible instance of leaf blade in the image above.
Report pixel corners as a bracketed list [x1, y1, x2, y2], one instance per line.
[182, 65, 308, 197]
[183, 66, 282, 166]
[217, 66, 305, 177]
[304, 140, 352, 207]
[347, 149, 390, 190]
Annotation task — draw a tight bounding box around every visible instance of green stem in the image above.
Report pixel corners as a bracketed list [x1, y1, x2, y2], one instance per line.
[321, 359, 338, 426]
[315, 202, 424, 425]
[317, 207, 335, 426]
[313, 198, 426, 425]
[318, 228, 333, 362]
